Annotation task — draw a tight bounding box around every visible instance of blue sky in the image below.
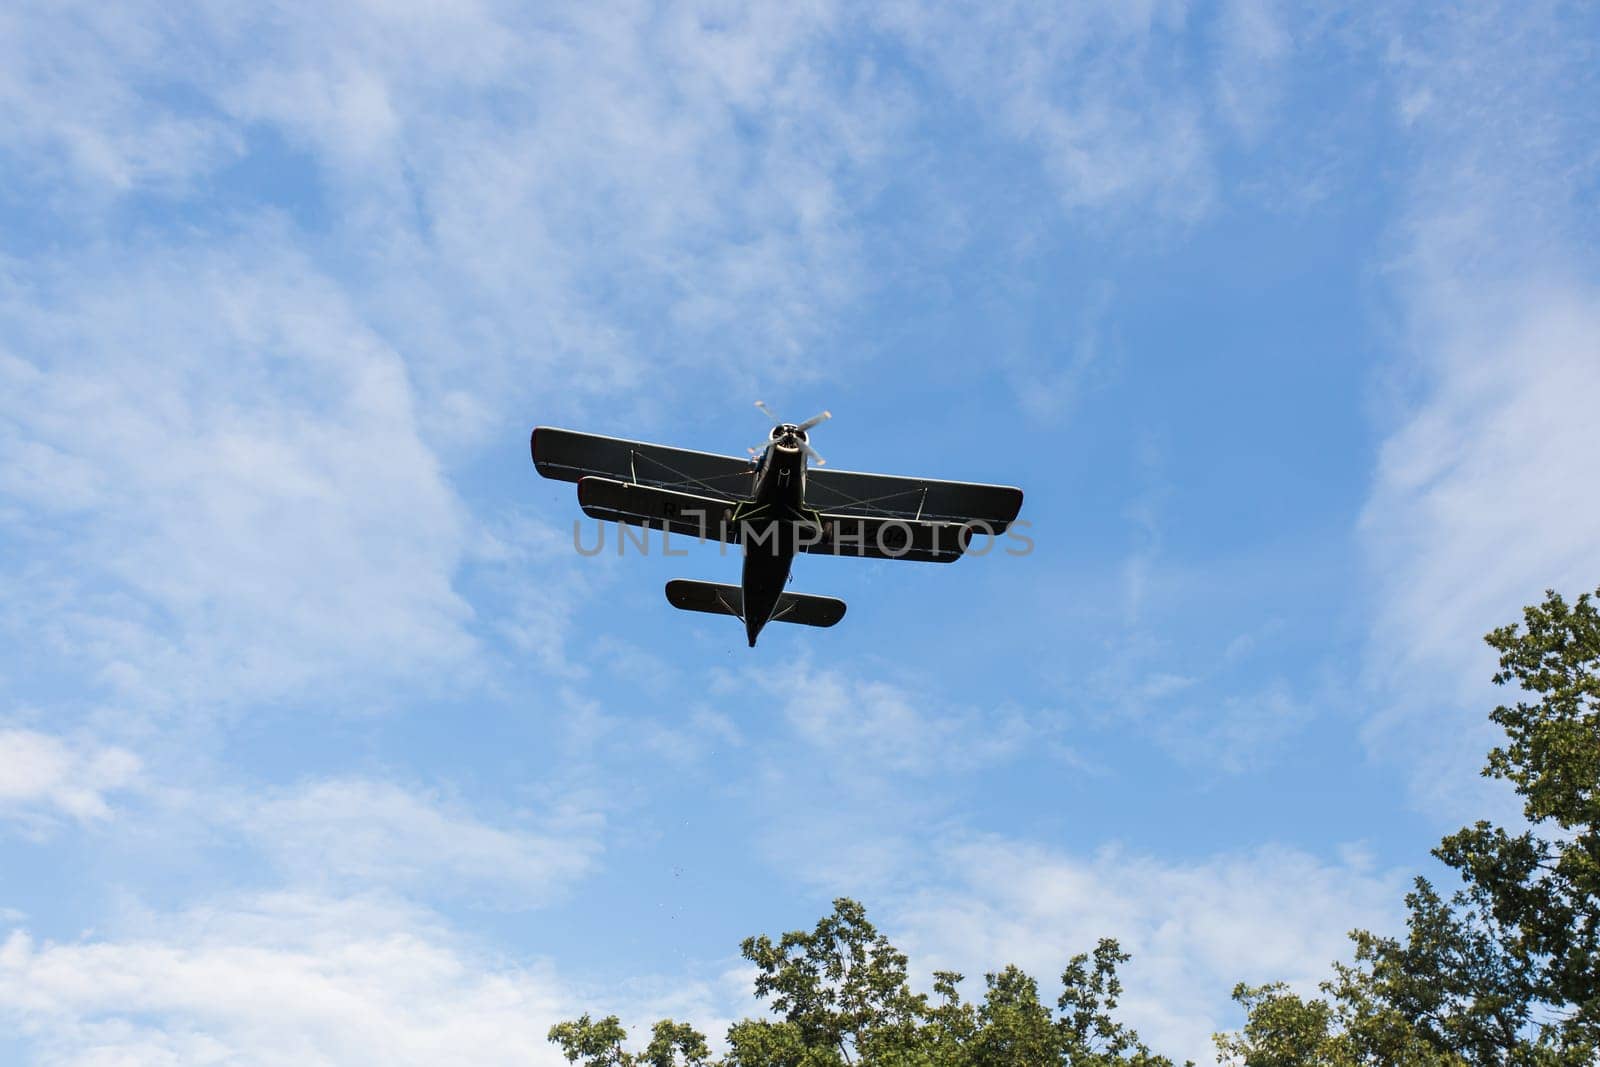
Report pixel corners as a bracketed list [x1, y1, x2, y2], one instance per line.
[2, 2, 1599, 1063]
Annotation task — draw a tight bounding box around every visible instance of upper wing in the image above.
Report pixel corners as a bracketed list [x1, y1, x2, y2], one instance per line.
[805, 468, 1024, 532]
[534, 428, 1024, 530]
[531, 427, 754, 501]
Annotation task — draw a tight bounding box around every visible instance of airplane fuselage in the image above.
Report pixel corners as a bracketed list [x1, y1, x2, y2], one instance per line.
[739, 441, 808, 646]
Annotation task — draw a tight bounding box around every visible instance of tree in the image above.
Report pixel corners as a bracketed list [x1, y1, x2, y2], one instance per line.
[1218, 586, 1600, 1066]
[549, 898, 1189, 1067]
[548, 1016, 711, 1067]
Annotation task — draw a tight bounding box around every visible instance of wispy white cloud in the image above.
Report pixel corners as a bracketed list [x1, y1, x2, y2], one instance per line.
[1085, 512, 1320, 776]
[0, 0, 901, 425]
[741, 658, 1035, 776]
[0, 3, 242, 198]
[1, 0, 1310, 434]
[1210, 0, 1293, 140]
[0, 0, 925, 729]
[468, 515, 622, 683]
[1157, 681, 1315, 775]
[785, 667, 977, 773]
[890, 836, 1402, 1064]
[0, 238, 473, 712]
[999, 281, 1119, 426]
[0, 892, 579, 1066]
[1358, 2, 1600, 818]
[52, 761, 608, 910]
[1362, 286, 1600, 815]
[712, 658, 1090, 891]
[0, 0, 1321, 726]
[0, 728, 139, 825]
[232, 778, 602, 907]
[0, 837, 1397, 1065]
[0, 884, 778, 1066]
[1084, 640, 1318, 774]
[878, 0, 1216, 220]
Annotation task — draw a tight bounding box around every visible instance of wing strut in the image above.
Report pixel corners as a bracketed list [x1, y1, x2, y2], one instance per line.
[629, 449, 746, 501]
[808, 481, 946, 515]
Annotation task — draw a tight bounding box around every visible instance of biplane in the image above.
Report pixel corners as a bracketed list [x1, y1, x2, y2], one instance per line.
[530, 404, 1024, 646]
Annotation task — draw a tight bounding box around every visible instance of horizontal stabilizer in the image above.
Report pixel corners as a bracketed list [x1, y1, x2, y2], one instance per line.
[665, 580, 847, 629]
[665, 579, 745, 619]
[771, 590, 848, 628]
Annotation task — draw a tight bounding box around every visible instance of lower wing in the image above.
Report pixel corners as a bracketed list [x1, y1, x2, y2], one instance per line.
[579, 477, 972, 564]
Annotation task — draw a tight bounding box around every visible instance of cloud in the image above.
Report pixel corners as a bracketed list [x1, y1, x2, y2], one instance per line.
[998, 280, 1119, 426]
[1362, 285, 1600, 815]
[1364, 291, 1600, 682]
[0, 3, 242, 198]
[1153, 681, 1315, 775]
[0, 0, 904, 424]
[1358, 2, 1600, 817]
[1211, 0, 1292, 139]
[61, 766, 608, 909]
[734, 658, 1036, 776]
[0, 886, 773, 1066]
[890, 836, 1403, 1064]
[713, 658, 1103, 893]
[0, 892, 580, 1066]
[1084, 602, 1317, 776]
[0, 0, 942, 723]
[700, 659, 1042, 890]
[877, 0, 1216, 220]
[0, 0, 1310, 434]
[0, 0, 1322, 721]
[0, 728, 139, 825]
[0, 842, 1397, 1065]
[0, 239, 473, 711]
[233, 778, 601, 907]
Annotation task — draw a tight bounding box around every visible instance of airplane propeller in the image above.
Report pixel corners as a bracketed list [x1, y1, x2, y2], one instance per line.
[751, 401, 832, 466]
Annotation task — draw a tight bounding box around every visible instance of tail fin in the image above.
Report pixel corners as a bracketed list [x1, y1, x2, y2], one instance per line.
[665, 580, 846, 629]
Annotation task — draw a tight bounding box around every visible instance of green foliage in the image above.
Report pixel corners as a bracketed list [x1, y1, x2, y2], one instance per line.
[732, 897, 927, 1064]
[1053, 941, 1181, 1067]
[1213, 980, 1464, 1066]
[550, 1015, 712, 1067]
[549, 899, 1188, 1067]
[1218, 586, 1600, 1066]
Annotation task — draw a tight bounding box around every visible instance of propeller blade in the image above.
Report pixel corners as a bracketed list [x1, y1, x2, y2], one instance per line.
[802, 442, 826, 467]
[797, 409, 832, 431]
[754, 400, 780, 422]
